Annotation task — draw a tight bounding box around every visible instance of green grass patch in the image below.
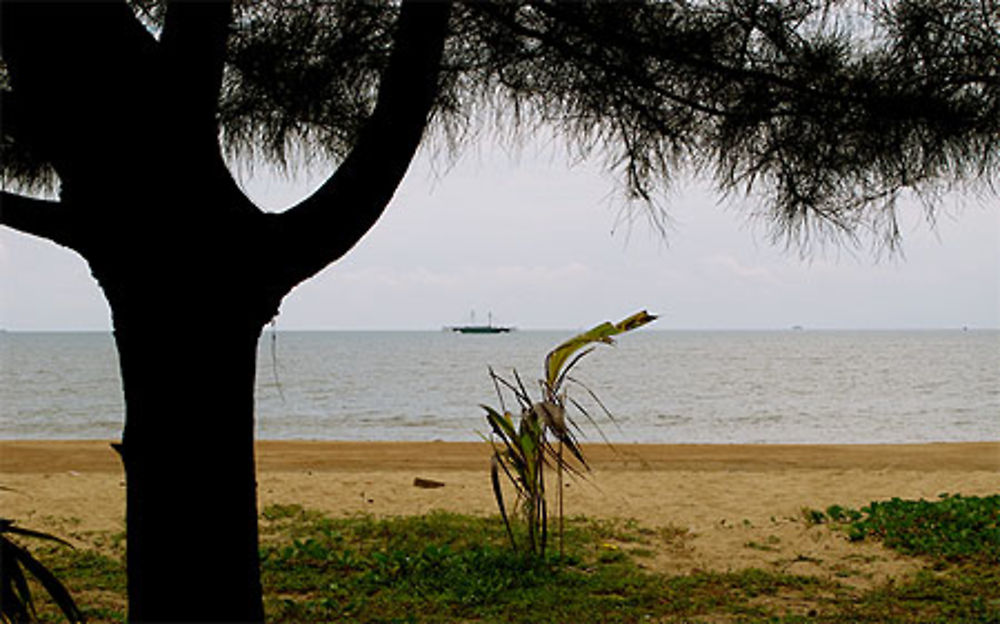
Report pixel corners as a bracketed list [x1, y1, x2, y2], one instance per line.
[258, 509, 675, 622]
[833, 566, 1000, 623]
[13, 495, 1000, 623]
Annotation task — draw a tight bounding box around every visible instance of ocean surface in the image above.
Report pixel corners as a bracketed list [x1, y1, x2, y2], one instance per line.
[1, 330, 997, 444]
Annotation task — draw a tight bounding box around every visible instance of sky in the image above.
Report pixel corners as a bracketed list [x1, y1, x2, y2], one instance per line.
[1, 138, 998, 331]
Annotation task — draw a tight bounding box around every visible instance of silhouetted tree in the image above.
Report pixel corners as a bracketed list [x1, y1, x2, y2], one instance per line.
[1, 1, 996, 620]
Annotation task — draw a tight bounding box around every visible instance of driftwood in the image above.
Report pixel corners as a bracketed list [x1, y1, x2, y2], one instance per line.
[413, 477, 446, 489]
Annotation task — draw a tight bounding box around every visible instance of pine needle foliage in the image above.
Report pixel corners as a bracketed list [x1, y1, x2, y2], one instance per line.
[3, 1, 995, 249]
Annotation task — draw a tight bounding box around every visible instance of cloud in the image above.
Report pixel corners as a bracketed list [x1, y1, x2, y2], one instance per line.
[329, 266, 461, 289]
[490, 262, 592, 285]
[325, 262, 594, 292]
[702, 254, 780, 284]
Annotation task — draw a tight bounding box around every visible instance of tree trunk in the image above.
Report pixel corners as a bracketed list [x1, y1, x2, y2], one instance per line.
[112, 306, 266, 622]
[90, 197, 277, 621]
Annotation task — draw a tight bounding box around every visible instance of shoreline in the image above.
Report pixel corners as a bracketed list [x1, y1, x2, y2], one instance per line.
[1, 439, 997, 473]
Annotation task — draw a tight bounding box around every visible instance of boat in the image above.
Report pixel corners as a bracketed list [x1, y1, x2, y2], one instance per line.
[451, 324, 512, 334]
[447, 312, 513, 334]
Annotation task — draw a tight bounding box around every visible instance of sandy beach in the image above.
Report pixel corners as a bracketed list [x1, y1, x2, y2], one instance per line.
[1, 440, 997, 586]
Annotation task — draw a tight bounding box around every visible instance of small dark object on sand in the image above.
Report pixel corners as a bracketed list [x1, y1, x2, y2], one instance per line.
[413, 477, 446, 489]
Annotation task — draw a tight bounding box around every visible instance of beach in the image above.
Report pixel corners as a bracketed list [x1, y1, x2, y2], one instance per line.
[1, 440, 996, 588]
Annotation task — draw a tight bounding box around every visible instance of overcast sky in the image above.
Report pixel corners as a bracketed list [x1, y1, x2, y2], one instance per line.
[1, 139, 997, 331]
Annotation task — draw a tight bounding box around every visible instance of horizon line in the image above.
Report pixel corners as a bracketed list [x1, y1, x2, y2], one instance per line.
[2, 326, 997, 333]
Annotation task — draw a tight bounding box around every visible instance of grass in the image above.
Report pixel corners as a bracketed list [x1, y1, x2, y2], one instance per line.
[17, 494, 1000, 623]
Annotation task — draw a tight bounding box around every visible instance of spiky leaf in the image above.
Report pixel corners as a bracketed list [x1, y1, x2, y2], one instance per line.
[544, 310, 657, 387]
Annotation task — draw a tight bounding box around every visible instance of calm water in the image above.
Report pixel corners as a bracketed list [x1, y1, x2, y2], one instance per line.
[1, 330, 997, 443]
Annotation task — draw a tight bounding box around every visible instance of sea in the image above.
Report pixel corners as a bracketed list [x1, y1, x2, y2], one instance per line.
[0, 330, 997, 444]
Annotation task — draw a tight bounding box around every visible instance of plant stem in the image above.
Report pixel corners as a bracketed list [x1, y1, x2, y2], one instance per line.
[558, 440, 564, 558]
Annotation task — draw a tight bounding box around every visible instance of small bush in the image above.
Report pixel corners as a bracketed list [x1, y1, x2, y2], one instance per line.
[834, 494, 1000, 564]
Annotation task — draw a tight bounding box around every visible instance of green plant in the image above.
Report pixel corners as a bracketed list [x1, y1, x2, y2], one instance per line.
[482, 310, 657, 556]
[0, 518, 85, 623]
[801, 507, 827, 526]
[833, 494, 1000, 564]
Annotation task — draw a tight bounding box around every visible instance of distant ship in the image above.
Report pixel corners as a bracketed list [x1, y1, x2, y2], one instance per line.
[451, 324, 512, 334]
[447, 312, 513, 334]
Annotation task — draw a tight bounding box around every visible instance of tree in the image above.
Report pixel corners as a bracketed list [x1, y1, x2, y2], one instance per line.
[1, 1, 995, 620]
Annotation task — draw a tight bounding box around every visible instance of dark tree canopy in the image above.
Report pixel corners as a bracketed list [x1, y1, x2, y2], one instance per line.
[4, 0, 998, 249]
[0, 1, 997, 621]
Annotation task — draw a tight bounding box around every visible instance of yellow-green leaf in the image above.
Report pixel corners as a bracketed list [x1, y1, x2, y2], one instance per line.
[614, 309, 658, 333]
[544, 310, 657, 386]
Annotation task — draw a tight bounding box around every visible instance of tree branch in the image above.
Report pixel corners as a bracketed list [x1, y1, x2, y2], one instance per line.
[472, 3, 734, 118]
[0, 2, 157, 86]
[160, 1, 233, 139]
[268, 1, 451, 293]
[528, 2, 870, 114]
[0, 1, 158, 178]
[0, 192, 79, 250]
